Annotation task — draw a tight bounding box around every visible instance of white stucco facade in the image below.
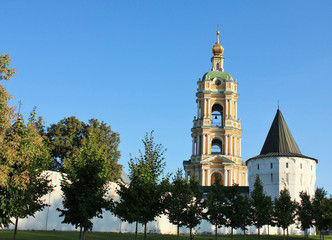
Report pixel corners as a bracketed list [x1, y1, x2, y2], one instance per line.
[247, 156, 317, 201]
[7, 170, 314, 235]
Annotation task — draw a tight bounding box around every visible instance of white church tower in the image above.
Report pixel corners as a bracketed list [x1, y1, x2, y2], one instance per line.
[246, 109, 317, 201]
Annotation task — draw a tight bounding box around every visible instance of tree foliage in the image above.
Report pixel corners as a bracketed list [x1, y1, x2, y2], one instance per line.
[165, 169, 192, 240]
[313, 187, 332, 239]
[113, 131, 167, 240]
[296, 191, 314, 236]
[274, 188, 297, 240]
[0, 112, 53, 239]
[58, 125, 120, 240]
[0, 55, 52, 240]
[250, 175, 273, 239]
[46, 117, 121, 174]
[0, 54, 16, 135]
[203, 175, 227, 240]
[182, 174, 203, 240]
[224, 185, 249, 240]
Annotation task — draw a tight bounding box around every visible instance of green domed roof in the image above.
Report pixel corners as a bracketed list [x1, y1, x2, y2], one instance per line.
[203, 71, 233, 82]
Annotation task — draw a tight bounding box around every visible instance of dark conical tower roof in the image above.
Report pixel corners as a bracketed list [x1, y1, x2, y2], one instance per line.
[260, 109, 301, 155]
[247, 109, 317, 162]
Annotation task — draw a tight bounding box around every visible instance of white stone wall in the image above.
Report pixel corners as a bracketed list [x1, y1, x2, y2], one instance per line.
[9, 170, 313, 235]
[247, 156, 316, 201]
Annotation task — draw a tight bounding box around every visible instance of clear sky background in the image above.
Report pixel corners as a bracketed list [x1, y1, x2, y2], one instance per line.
[1, 1, 331, 194]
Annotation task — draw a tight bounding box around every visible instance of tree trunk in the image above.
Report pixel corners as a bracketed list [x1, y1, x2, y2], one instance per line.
[135, 222, 138, 240]
[287, 227, 289, 240]
[268, 225, 270, 240]
[190, 227, 192, 240]
[79, 226, 82, 240]
[82, 229, 86, 240]
[231, 227, 233, 240]
[283, 228, 285, 240]
[215, 224, 218, 240]
[177, 224, 180, 240]
[258, 227, 260, 240]
[13, 217, 18, 240]
[144, 223, 147, 240]
[244, 229, 247, 240]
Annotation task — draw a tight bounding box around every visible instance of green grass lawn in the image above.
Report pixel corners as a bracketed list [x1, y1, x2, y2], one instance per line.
[0, 231, 331, 240]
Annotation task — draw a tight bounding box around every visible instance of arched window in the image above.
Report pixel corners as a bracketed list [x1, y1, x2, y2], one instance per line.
[211, 138, 223, 154]
[216, 63, 220, 70]
[212, 104, 223, 127]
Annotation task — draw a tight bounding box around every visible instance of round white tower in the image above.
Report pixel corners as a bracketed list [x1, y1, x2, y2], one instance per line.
[246, 109, 317, 201]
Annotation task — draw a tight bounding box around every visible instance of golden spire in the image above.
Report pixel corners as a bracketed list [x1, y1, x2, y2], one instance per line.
[212, 30, 224, 57]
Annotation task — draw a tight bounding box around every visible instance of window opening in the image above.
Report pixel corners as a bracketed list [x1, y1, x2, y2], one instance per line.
[212, 104, 223, 127]
[211, 139, 223, 154]
[270, 163, 273, 168]
[257, 164, 260, 170]
[286, 163, 289, 168]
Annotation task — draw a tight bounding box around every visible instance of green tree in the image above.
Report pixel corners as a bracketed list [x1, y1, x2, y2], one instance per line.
[250, 175, 273, 240]
[320, 197, 332, 232]
[0, 54, 16, 229]
[203, 175, 226, 240]
[0, 112, 53, 240]
[113, 131, 167, 240]
[274, 188, 297, 240]
[237, 195, 251, 240]
[0, 54, 16, 135]
[297, 191, 314, 238]
[58, 125, 120, 240]
[46, 117, 121, 173]
[46, 116, 84, 170]
[112, 180, 142, 240]
[165, 169, 192, 240]
[182, 174, 203, 240]
[313, 188, 332, 239]
[224, 185, 246, 240]
[0, 54, 52, 239]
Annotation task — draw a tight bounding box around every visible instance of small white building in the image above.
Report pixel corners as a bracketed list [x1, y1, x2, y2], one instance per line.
[246, 109, 317, 201]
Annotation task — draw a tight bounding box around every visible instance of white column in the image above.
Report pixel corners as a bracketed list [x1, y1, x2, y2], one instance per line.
[229, 170, 233, 186]
[202, 134, 206, 155]
[192, 136, 195, 155]
[239, 137, 242, 158]
[207, 169, 211, 186]
[229, 99, 232, 119]
[225, 134, 228, 155]
[234, 137, 237, 157]
[207, 134, 210, 155]
[224, 169, 228, 186]
[197, 135, 200, 155]
[207, 98, 210, 118]
[197, 100, 199, 118]
[227, 100, 229, 118]
[205, 99, 208, 118]
[229, 135, 232, 156]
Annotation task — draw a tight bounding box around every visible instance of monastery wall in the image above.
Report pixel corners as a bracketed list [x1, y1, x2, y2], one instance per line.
[8, 171, 313, 235]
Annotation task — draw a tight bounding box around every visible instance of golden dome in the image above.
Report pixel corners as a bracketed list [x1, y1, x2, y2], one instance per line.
[212, 30, 224, 56]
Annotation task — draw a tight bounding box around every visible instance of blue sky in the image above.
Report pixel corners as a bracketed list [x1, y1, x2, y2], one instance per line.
[1, 1, 332, 194]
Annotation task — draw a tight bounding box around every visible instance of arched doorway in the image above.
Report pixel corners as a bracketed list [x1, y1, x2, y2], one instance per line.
[211, 172, 223, 185]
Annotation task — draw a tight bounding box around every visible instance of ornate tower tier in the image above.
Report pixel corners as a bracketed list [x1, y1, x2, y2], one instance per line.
[183, 31, 248, 187]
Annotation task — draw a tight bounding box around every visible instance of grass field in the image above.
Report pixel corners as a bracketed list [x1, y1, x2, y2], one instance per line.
[0, 231, 331, 240]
